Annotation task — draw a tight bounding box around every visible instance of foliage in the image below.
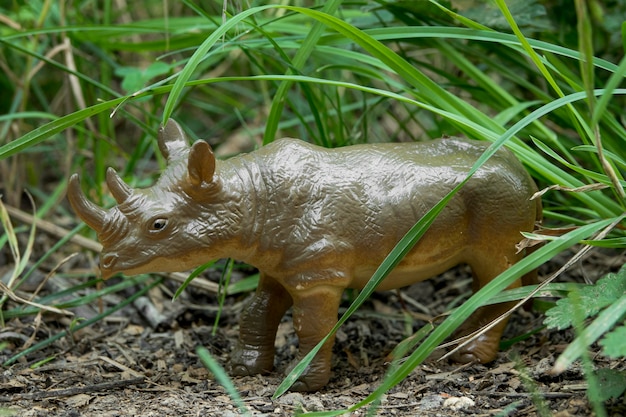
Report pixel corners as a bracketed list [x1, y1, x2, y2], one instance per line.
[545, 266, 626, 331]
[601, 325, 626, 358]
[593, 368, 626, 403]
[544, 266, 626, 404]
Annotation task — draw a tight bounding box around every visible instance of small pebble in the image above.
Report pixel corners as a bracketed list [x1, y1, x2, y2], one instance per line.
[443, 396, 475, 410]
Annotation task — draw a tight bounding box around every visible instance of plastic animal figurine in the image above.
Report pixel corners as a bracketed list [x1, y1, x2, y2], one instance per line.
[68, 119, 541, 392]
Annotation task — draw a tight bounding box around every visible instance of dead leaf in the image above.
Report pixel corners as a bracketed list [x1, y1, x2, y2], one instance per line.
[64, 393, 92, 407]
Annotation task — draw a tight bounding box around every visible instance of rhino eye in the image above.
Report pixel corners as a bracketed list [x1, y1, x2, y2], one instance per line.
[149, 218, 168, 232]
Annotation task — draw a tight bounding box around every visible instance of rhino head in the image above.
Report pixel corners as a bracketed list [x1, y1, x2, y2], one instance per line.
[67, 119, 232, 279]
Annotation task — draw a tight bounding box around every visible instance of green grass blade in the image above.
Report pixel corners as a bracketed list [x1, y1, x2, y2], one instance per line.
[0, 97, 124, 160]
[172, 260, 216, 301]
[0, 112, 58, 122]
[196, 346, 249, 416]
[335, 26, 619, 73]
[162, 5, 278, 123]
[262, 0, 342, 145]
[284, 7, 490, 129]
[4, 276, 163, 366]
[493, 0, 565, 99]
[0, 38, 121, 98]
[593, 55, 626, 127]
[1, 275, 155, 321]
[493, 88, 626, 217]
[213, 258, 234, 335]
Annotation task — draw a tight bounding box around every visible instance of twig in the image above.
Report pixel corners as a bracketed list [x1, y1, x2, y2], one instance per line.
[4, 204, 100, 252]
[0, 377, 145, 402]
[133, 296, 170, 329]
[0, 281, 73, 316]
[97, 355, 144, 378]
[474, 390, 573, 399]
[531, 183, 609, 200]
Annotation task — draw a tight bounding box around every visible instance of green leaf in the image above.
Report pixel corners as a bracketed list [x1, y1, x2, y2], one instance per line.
[116, 62, 171, 94]
[461, 0, 551, 32]
[600, 325, 626, 358]
[589, 368, 626, 402]
[553, 293, 626, 374]
[545, 266, 626, 330]
[544, 297, 578, 331]
[578, 271, 626, 315]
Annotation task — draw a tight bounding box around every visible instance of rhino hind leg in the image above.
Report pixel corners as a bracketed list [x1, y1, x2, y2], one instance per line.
[231, 273, 292, 376]
[451, 246, 523, 364]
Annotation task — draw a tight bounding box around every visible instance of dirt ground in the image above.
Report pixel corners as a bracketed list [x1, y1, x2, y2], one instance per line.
[1, 245, 625, 416]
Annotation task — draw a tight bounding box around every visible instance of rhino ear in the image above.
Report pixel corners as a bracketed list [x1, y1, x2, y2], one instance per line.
[187, 141, 215, 186]
[158, 119, 189, 160]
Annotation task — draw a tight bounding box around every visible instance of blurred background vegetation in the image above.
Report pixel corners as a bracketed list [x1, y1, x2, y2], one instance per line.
[0, 0, 625, 412]
[1, 0, 624, 199]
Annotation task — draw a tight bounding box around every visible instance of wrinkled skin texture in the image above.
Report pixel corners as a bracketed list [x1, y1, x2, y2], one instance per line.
[68, 119, 541, 392]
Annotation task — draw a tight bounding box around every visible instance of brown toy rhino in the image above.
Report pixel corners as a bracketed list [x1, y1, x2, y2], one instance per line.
[68, 119, 541, 392]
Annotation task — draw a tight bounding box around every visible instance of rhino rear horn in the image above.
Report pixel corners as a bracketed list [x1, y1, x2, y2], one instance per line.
[106, 167, 133, 203]
[188, 141, 215, 186]
[67, 174, 106, 233]
[158, 119, 189, 160]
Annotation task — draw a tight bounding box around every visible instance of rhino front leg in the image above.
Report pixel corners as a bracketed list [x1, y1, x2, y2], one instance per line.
[231, 273, 292, 376]
[288, 285, 343, 392]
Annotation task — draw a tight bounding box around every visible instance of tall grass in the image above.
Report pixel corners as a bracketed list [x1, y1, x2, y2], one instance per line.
[1, 0, 624, 414]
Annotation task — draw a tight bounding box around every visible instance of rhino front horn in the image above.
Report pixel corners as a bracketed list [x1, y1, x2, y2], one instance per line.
[67, 174, 106, 233]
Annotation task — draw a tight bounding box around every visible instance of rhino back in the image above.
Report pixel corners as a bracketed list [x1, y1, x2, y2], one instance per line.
[235, 138, 533, 261]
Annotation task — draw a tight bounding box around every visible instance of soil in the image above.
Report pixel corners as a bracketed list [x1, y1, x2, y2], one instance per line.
[1, 239, 625, 416]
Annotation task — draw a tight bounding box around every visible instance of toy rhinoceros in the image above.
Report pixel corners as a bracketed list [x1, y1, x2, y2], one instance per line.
[68, 119, 541, 391]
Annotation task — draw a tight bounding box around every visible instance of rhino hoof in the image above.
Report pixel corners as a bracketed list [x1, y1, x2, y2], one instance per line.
[291, 379, 321, 392]
[452, 343, 498, 365]
[231, 364, 253, 376]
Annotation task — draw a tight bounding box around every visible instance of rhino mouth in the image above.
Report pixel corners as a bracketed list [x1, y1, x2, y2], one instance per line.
[99, 255, 194, 280]
[99, 253, 119, 280]
[99, 251, 148, 280]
